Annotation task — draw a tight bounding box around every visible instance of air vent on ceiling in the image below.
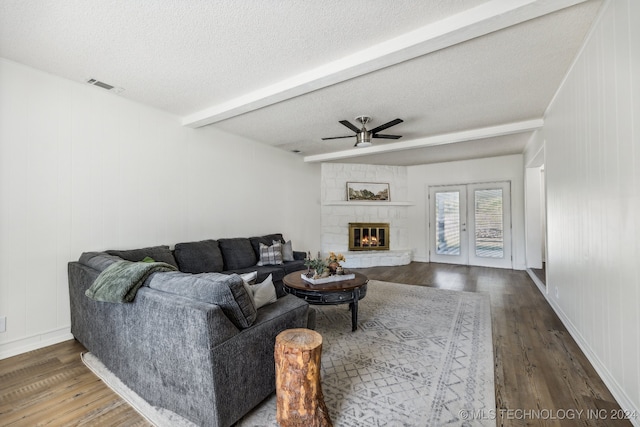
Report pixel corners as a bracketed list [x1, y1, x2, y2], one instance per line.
[85, 78, 124, 93]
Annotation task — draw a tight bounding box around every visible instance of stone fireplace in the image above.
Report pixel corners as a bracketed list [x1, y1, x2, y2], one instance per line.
[321, 163, 412, 268]
[349, 222, 390, 251]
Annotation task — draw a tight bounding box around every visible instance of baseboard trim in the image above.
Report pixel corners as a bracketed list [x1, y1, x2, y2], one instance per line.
[535, 287, 640, 427]
[0, 327, 73, 360]
[526, 268, 547, 295]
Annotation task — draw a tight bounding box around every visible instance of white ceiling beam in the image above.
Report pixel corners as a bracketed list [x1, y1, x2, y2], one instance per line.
[182, 0, 586, 128]
[303, 119, 544, 163]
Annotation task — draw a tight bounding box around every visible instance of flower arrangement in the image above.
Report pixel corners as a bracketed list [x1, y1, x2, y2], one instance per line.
[327, 252, 346, 264]
[305, 251, 347, 278]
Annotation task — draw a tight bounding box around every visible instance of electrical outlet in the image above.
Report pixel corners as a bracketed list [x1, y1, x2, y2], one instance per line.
[0, 316, 6, 333]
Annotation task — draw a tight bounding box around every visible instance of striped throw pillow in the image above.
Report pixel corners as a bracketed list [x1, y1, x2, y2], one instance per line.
[257, 242, 283, 266]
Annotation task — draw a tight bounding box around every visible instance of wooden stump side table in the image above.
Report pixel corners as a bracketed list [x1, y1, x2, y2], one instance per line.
[275, 328, 332, 427]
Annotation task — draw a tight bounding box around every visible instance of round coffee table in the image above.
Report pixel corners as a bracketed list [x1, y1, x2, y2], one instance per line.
[282, 271, 368, 331]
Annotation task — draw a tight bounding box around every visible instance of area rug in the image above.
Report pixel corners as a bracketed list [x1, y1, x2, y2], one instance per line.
[83, 280, 495, 427]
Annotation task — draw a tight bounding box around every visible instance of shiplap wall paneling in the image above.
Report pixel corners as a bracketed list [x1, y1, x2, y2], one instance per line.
[544, 0, 639, 419]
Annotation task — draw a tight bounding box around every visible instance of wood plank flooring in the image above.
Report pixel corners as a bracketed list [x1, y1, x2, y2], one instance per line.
[0, 262, 632, 426]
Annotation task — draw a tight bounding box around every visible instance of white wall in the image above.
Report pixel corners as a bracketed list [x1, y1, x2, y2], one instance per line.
[523, 131, 546, 271]
[0, 58, 321, 358]
[407, 154, 526, 269]
[543, 0, 640, 420]
[524, 166, 544, 270]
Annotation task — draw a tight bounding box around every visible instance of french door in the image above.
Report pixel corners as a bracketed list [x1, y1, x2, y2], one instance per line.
[428, 182, 512, 268]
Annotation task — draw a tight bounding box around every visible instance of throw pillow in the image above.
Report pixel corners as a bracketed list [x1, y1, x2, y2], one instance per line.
[250, 274, 277, 309]
[257, 242, 283, 266]
[274, 240, 295, 262]
[240, 271, 258, 285]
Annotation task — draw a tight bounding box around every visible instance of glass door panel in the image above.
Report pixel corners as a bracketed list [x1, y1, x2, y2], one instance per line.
[429, 185, 468, 265]
[468, 182, 511, 268]
[474, 188, 504, 258]
[435, 191, 461, 255]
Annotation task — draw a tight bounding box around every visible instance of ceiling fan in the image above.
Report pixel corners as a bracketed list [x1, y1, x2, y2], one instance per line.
[322, 115, 403, 147]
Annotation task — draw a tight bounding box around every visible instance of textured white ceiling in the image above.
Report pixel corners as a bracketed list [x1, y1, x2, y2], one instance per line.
[0, 0, 602, 166]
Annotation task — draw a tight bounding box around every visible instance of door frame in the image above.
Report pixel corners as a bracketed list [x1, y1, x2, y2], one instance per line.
[427, 181, 513, 269]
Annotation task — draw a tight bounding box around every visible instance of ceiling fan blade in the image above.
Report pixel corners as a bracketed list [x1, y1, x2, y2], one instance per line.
[372, 134, 402, 139]
[369, 118, 403, 134]
[339, 120, 361, 133]
[321, 135, 355, 140]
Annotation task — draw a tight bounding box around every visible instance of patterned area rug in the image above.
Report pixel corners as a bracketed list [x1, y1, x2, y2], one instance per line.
[82, 280, 495, 427]
[238, 280, 495, 427]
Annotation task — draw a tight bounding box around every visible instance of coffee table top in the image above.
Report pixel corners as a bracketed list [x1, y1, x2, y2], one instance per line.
[283, 270, 368, 292]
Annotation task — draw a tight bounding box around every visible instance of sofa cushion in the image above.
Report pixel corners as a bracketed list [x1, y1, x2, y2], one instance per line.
[147, 271, 257, 329]
[106, 245, 178, 268]
[249, 234, 284, 256]
[257, 242, 283, 266]
[78, 252, 123, 271]
[174, 239, 224, 273]
[218, 238, 257, 270]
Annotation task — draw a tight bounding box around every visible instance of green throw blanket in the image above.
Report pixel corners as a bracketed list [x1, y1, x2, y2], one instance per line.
[85, 260, 177, 303]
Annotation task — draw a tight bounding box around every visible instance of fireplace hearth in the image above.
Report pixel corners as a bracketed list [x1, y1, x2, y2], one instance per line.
[349, 222, 390, 251]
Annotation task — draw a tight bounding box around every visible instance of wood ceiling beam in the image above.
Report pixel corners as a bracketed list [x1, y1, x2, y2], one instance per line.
[181, 0, 587, 128]
[302, 119, 544, 163]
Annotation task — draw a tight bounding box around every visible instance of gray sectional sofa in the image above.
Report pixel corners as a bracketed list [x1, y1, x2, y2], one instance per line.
[106, 232, 308, 297]
[68, 233, 314, 427]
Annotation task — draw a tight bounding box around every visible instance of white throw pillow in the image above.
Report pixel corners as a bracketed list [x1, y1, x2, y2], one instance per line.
[250, 273, 278, 309]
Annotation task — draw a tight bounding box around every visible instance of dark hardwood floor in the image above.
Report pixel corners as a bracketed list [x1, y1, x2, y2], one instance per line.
[0, 262, 631, 426]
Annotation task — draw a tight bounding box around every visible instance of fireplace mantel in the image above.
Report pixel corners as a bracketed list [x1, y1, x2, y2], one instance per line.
[323, 201, 414, 206]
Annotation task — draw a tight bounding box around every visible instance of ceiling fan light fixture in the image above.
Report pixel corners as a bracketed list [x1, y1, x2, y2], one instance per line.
[356, 130, 372, 147]
[322, 115, 402, 147]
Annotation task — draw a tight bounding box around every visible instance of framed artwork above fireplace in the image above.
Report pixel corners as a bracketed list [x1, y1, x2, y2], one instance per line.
[346, 182, 390, 201]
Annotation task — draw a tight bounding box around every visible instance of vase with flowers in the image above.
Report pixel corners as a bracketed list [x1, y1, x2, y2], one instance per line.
[327, 251, 346, 274]
[304, 251, 347, 278]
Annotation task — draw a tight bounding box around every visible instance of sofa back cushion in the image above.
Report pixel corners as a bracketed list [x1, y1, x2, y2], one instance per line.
[78, 252, 123, 271]
[147, 271, 257, 329]
[218, 238, 257, 270]
[106, 245, 178, 268]
[174, 239, 224, 273]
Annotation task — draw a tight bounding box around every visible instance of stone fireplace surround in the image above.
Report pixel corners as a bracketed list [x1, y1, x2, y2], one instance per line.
[321, 163, 412, 268]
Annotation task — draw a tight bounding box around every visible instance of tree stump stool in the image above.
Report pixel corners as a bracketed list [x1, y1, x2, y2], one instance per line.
[275, 328, 333, 427]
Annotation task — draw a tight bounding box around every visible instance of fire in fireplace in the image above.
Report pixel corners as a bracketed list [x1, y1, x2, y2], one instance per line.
[349, 222, 390, 251]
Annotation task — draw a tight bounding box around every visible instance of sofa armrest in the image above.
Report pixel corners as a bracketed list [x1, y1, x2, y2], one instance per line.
[208, 294, 311, 424]
[293, 250, 307, 261]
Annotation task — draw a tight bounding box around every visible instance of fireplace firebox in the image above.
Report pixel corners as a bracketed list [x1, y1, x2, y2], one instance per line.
[349, 223, 390, 251]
